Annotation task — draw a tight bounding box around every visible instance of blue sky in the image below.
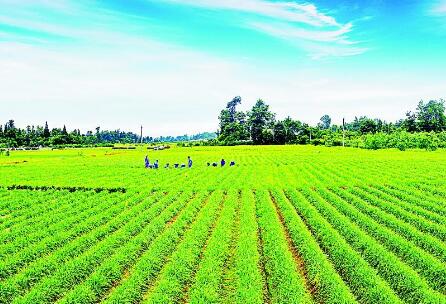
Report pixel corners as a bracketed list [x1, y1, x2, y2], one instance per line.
[1, 0, 445, 135]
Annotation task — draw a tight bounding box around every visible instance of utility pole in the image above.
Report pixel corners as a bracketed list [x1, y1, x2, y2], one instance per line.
[140, 125, 143, 144]
[342, 118, 345, 147]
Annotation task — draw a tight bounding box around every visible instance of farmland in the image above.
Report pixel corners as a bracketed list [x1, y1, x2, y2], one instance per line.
[1, 145, 446, 303]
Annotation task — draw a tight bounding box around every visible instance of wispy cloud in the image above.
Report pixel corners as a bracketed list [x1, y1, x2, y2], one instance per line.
[249, 21, 367, 58]
[164, 0, 366, 58]
[431, 1, 446, 14]
[163, 0, 339, 27]
[250, 22, 352, 43]
[166, 0, 367, 59]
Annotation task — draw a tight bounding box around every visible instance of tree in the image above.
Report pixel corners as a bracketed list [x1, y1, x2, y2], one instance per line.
[416, 99, 446, 132]
[218, 96, 249, 144]
[402, 111, 418, 132]
[273, 121, 287, 144]
[43, 121, 50, 138]
[247, 99, 275, 144]
[318, 115, 331, 130]
[226, 96, 242, 123]
[359, 117, 378, 134]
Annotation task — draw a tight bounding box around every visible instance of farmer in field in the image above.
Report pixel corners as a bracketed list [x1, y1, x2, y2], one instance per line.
[230, 161, 235, 166]
[188, 156, 193, 168]
[221, 159, 226, 167]
[144, 155, 150, 168]
[154, 160, 159, 169]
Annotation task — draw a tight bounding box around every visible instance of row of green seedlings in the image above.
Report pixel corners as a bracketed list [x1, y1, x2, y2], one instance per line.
[0, 192, 138, 282]
[0, 191, 170, 303]
[0, 191, 121, 260]
[301, 161, 446, 244]
[100, 191, 219, 304]
[351, 186, 446, 242]
[255, 190, 312, 304]
[295, 162, 446, 299]
[142, 191, 228, 303]
[330, 159, 446, 216]
[0, 190, 40, 216]
[363, 183, 446, 218]
[10, 190, 185, 304]
[0, 192, 144, 301]
[300, 187, 445, 303]
[285, 189, 402, 304]
[412, 183, 446, 203]
[0, 191, 63, 230]
[383, 183, 446, 214]
[56, 190, 201, 304]
[306, 161, 446, 243]
[0, 191, 106, 245]
[6, 184, 127, 193]
[362, 185, 446, 225]
[228, 190, 264, 304]
[306, 160, 446, 248]
[331, 187, 446, 265]
[270, 189, 357, 304]
[182, 190, 239, 303]
[316, 187, 446, 295]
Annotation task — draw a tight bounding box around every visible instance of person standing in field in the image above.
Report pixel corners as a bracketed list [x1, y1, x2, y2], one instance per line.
[221, 159, 226, 167]
[144, 155, 150, 168]
[188, 156, 193, 168]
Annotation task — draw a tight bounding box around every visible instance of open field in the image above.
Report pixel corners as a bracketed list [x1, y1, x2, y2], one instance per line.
[1, 146, 446, 303]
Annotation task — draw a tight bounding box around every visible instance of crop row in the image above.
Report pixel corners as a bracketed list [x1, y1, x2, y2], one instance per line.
[300, 187, 444, 303]
[186, 190, 239, 303]
[102, 191, 216, 303]
[1, 191, 173, 303]
[57, 190, 196, 303]
[0, 192, 138, 281]
[0, 191, 126, 259]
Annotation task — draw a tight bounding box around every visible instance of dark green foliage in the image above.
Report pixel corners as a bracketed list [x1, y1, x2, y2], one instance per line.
[214, 97, 446, 149]
[247, 99, 275, 144]
[416, 99, 446, 132]
[317, 115, 331, 130]
[6, 184, 126, 193]
[218, 96, 249, 144]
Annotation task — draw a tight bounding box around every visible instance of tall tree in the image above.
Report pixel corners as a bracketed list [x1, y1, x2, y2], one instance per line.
[247, 99, 275, 144]
[273, 121, 287, 144]
[318, 115, 331, 130]
[43, 121, 50, 138]
[218, 96, 249, 143]
[226, 96, 241, 123]
[416, 99, 446, 132]
[402, 111, 418, 132]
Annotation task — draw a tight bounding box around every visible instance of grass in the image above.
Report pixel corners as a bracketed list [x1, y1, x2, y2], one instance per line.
[1, 145, 446, 303]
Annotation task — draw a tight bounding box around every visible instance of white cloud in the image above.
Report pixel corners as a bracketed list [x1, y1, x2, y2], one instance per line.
[163, 0, 339, 27]
[164, 0, 365, 58]
[248, 21, 366, 58]
[431, 1, 446, 14]
[250, 22, 353, 43]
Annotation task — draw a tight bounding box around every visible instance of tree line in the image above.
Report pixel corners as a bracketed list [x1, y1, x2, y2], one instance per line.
[0, 121, 216, 148]
[216, 97, 446, 150]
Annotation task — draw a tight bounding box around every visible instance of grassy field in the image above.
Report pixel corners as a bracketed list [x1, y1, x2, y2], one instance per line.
[1, 145, 446, 303]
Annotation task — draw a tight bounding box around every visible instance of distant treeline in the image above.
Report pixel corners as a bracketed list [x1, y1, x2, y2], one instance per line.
[0, 121, 216, 148]
[215, 96, 446, 150]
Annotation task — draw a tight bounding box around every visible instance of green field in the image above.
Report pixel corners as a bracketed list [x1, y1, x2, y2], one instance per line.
[1, 145, 446, 303]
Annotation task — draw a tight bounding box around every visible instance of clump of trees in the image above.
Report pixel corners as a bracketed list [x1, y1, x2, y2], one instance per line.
[216, 97, 446, 150]
[0, 121, 216, 149]
[0, 121, 142, 148]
